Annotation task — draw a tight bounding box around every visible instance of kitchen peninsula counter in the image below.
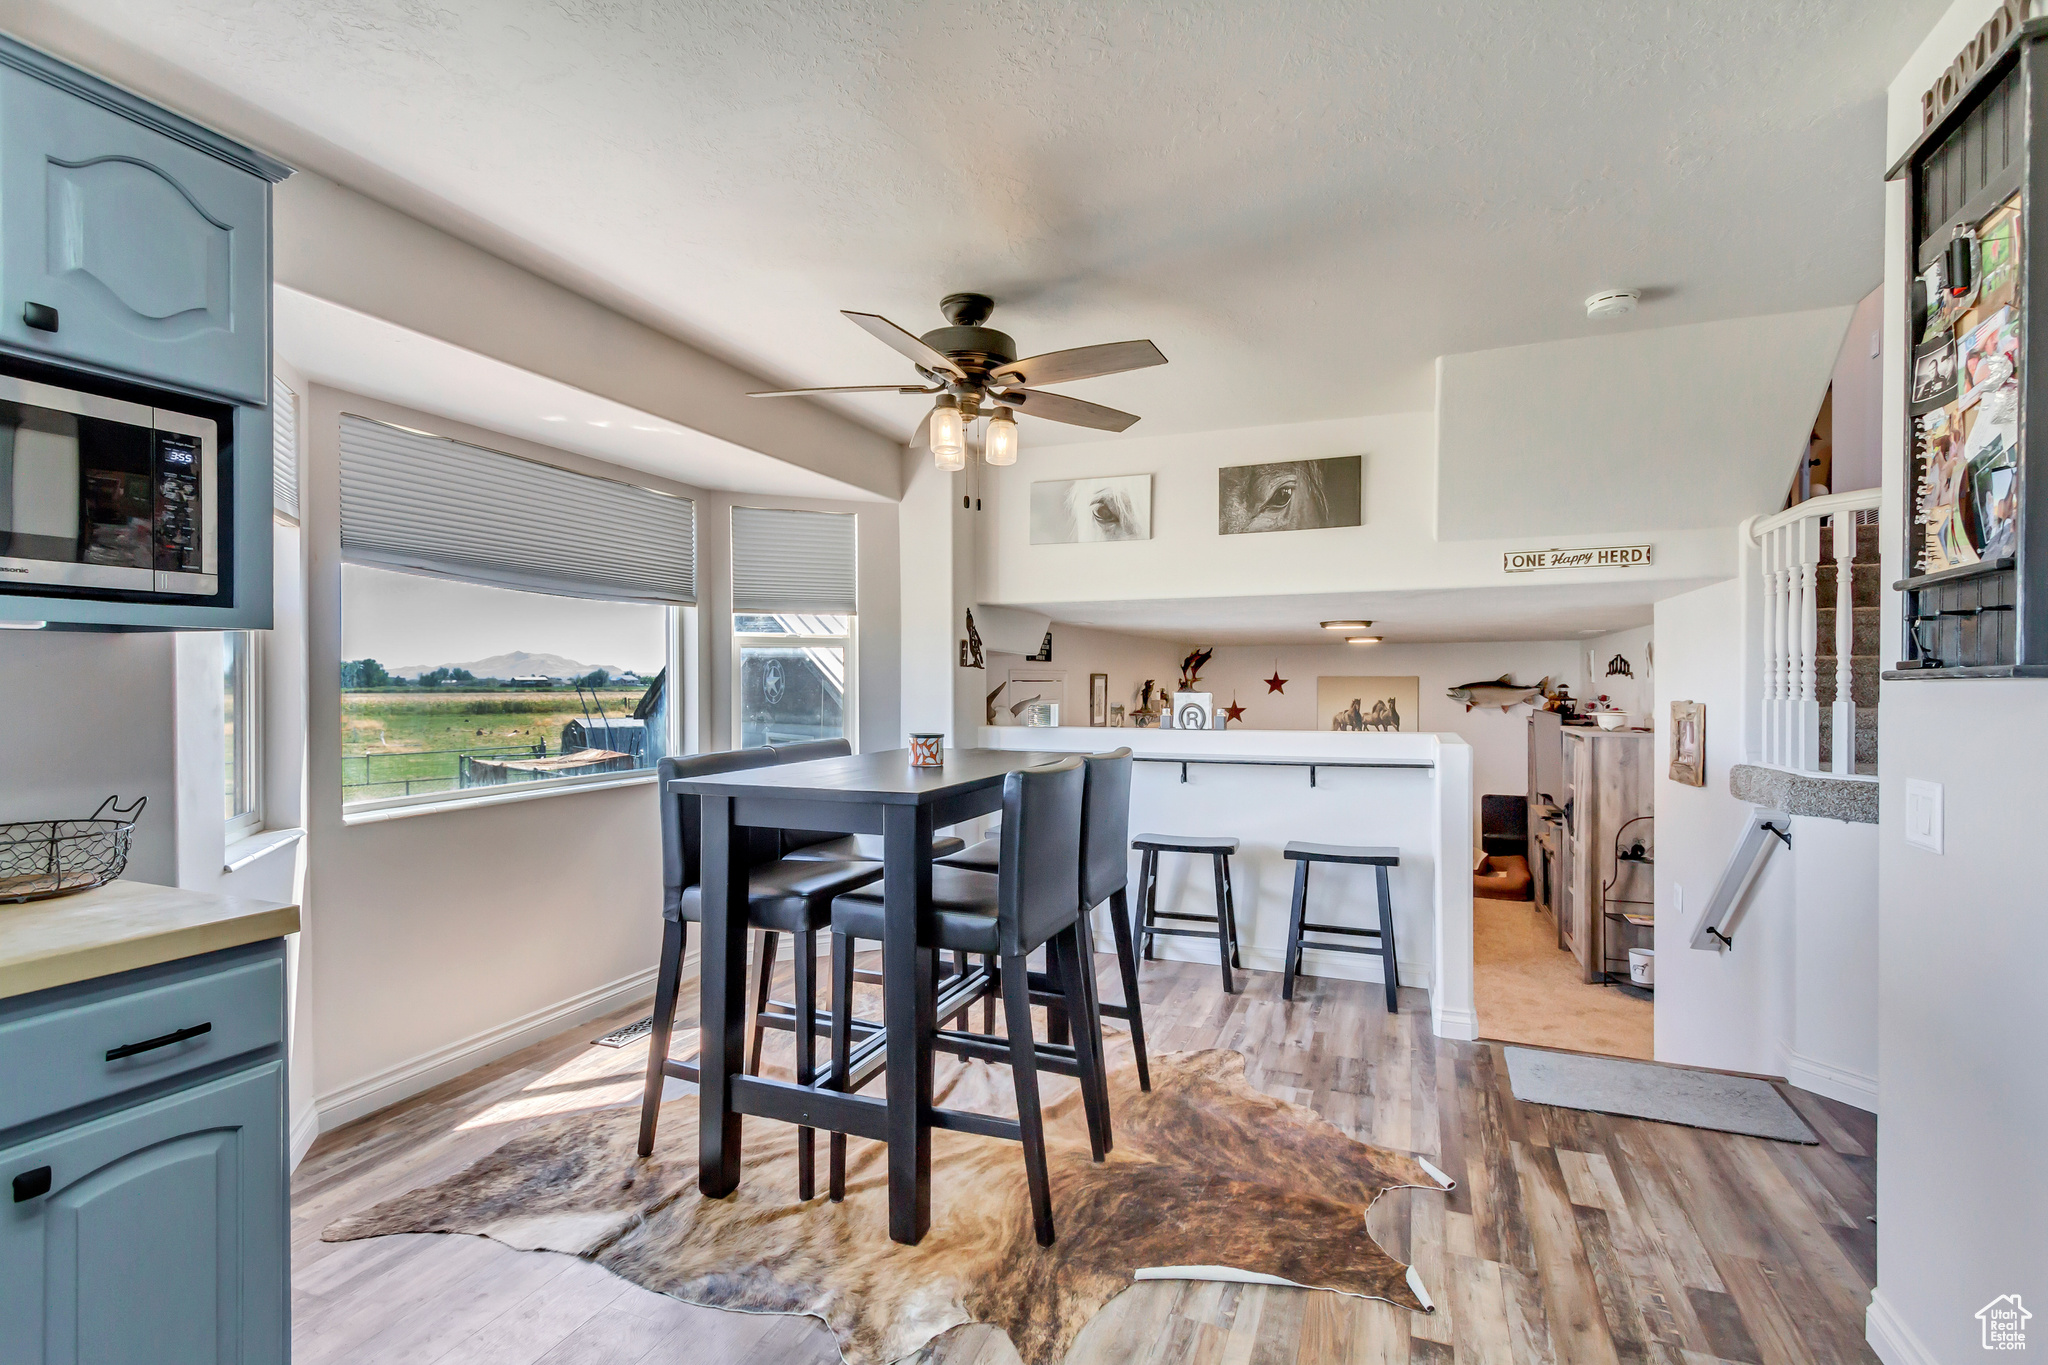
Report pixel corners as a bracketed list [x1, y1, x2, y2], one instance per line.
[977, 726, 1475, 1039]
[0, 879, 300, 1001]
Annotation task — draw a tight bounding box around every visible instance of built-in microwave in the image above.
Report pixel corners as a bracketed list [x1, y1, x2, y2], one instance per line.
[0, 372, 220, 598]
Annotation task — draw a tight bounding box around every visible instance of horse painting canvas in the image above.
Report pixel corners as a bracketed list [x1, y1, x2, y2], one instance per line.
[1030, 474, 1153, 544]
[1218, 456, 1362, 534]
[1317, 675, 1420, 733]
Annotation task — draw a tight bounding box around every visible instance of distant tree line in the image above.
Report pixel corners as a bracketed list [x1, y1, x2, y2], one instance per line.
[339, 659, 628, 690]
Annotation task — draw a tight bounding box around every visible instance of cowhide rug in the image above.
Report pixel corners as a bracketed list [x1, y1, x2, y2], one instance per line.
[324, 1048, 1450, 1364]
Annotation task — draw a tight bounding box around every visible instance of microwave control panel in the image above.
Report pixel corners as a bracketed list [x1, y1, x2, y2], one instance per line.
[153, 430, 205, 574]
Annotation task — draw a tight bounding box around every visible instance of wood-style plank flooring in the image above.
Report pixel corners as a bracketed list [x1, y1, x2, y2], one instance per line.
[292, 946, 1879, 1363]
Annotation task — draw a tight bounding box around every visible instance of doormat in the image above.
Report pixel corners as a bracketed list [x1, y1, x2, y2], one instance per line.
[1503, 1046, 1816, 1143]
[323, 1049, 1452, 1365]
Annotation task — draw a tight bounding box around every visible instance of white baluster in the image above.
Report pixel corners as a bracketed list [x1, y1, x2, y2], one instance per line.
[1775, 525, 1793, 766]
[1796, 517, 1821, 772]
[1761, 526, 1780, 765]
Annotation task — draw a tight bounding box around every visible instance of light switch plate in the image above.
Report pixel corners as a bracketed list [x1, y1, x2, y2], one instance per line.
[1905, 779, 1943, 854]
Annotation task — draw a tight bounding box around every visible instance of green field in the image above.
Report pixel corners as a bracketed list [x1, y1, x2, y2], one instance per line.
[341, 689, 647, 801]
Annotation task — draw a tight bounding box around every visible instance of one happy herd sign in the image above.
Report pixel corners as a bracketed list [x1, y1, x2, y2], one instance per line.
[1503, 544, 1652, 573]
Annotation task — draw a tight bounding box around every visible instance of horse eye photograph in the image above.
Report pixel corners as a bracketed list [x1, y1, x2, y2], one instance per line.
[1030, 473, 1152, 543]
[1217, 455, 1362, 534]
[0, 2, 2026, 1363]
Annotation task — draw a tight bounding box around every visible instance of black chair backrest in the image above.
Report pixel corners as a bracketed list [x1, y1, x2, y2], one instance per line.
[995, 756, 1086, 956]
[1079, 748, 1133, 911]
[768, 738, 854, 854]
[657, 748, 781, 914]
[1480, 793, 1528, 857]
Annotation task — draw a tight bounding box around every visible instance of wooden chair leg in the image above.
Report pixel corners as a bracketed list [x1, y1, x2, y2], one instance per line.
[947, 950, 973, 1032]
[748, 929, 779, 1075]
[1376, 864, 1400, 1014]
[1056, 923, 1112, 1161]
[1002, 952, 1056, 1246]
[981, 954, 997, 1034]
[1282, 859, 1309, 1002]
[1210, 852, 1236, 995]
[829, 931, 854, 1201]
[637, 916, 687, 1157]
[1221, 854, 1243, 969]
[1106, 886, 1151, 1091]
[1140, 848, 1159, 961]
[794, 929, 817, 1199]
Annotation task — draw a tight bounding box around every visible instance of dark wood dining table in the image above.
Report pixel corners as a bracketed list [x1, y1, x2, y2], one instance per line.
[669, 746, 1062, 1244]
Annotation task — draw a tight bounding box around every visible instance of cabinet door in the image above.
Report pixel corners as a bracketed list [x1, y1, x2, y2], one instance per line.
[0, 1062, 286, 1365]
[0, 66, 269, 403]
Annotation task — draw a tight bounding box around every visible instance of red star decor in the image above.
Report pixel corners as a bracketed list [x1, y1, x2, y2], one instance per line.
[1223, 698, 1247, 723]
[1264, 671, 1288, 694]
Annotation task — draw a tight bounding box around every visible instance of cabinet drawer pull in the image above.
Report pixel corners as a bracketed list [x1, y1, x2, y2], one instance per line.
[13, 1166, 51, 1202]
[21, 301, 57, 331]
[105, 1021, 212, 1061]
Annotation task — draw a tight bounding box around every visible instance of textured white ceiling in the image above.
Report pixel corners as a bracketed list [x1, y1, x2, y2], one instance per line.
[36, 0, 1944, 446]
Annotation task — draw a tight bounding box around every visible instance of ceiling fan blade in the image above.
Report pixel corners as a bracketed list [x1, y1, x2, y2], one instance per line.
[994, 387, 1141, 432]
[842, 311, 966, 379]
[990, 339, 1166, 388]
[748, 384, 939, 397]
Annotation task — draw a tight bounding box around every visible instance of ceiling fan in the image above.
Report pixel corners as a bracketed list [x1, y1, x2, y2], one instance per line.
[748, 293, 1166, 469]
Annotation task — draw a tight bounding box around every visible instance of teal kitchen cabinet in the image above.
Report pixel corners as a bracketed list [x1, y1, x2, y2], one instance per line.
[0, 937, 290, 1365]
[0, 38, 289, 406]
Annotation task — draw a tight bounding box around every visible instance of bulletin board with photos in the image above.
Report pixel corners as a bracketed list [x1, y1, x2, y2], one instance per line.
[1891, 35, 2048, 677]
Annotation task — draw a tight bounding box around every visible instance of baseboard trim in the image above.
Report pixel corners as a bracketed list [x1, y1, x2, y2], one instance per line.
[1866, 1288, 1942, 1365]
[313, 965, 660, 1133]
[1786, 1051, 1877, 1113]
[288, 1102, 321, 1171]
[1432, 1004, 1479, 1042]
[1141, 937, 1432, 991]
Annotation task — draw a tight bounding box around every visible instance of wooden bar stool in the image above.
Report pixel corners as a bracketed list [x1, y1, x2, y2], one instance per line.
[1280, 842, 1401, 1011]
[1130, 834, 1242, 995]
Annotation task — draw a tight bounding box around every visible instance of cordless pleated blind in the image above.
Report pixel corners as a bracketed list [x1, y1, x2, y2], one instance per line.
[272, 375, 298, 523]
[339, 414, 697, 604]
[730, 506, 857, 614]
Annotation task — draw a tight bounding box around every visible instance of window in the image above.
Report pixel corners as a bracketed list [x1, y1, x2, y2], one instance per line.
[224, 631, 261, 838]
[341, 565, 676, 811]
[729, 507, 857, 748]
[734, 613, 854, 747]
[335, 413, 696, 814]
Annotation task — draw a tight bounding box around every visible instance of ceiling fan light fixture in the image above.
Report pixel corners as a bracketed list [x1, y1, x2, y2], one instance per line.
[984, 406, 1019, 466]
[929, 395, 965, 467]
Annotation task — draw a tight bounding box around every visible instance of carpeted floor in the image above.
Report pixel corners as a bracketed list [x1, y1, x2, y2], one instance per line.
[1473, 898, 1652, 1059]
[323, 1045, 1451, 1365]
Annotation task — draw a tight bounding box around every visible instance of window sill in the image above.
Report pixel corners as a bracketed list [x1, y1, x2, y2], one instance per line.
[224, 826, 307, 874]
[342, 771, 658, 826]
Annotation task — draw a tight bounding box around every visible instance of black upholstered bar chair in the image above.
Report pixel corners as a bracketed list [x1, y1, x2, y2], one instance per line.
[638, 748, 884, 1200]
[937, 747, 1149, 1091]
[826, 756, 1107, 1245]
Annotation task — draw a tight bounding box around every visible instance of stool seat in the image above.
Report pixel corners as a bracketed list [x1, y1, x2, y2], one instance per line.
[1283, 841, 1400, 866]
[934, 834, 1001, 873]
[671, 856, 884, 933]
[783, 832, 966, 862]
[1132, 833, 1240, 854]
[831, 865, 1003, 954]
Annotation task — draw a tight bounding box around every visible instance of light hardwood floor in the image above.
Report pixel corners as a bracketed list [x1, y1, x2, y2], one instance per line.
[291, 947, 1879, 1364]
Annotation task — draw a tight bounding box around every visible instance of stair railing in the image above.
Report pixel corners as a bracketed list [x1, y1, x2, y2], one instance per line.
[1744, 488, 1881, 775]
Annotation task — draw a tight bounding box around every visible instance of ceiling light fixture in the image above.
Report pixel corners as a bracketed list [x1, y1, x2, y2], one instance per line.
[1585, 289, 1639, 320]
[930, 395, 966, 471]
[1320, 620, 1372, 630]
[984, 405, 1019, 466]
[1346, 635, 1383, 645]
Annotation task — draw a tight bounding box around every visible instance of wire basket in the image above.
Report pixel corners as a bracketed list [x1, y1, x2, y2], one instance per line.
[0, 796, 146, 904]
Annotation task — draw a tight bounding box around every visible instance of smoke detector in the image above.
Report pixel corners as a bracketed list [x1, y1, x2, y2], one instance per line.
[1585, 289, 1639, 320]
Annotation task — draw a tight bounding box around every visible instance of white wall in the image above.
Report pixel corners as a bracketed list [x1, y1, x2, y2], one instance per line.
[1579, 624, 1654, 721]
[1828, 287, 1886, 496]
[1434, 308, 1851, 539]
[981, 622, 1185, 729]
[1787, 814, 1878, 1109]
[977, 412, 1735, 611]
[1867, 4, 2048, 1360]
[1651, 578, 1795, 1077]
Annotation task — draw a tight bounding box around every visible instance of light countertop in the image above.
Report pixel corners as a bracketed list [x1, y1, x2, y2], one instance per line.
[976, 725, 1450, 764]
[0, 879, 300, 1001]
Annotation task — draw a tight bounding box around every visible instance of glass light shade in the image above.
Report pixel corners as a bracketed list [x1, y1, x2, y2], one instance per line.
[984, 409, 1019, 466]
[929, 399, 965, 465]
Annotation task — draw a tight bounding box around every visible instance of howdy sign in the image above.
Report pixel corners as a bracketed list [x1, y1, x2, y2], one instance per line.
[1503, 545, 1652, 573]
[1922, 0, 2028, 128]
